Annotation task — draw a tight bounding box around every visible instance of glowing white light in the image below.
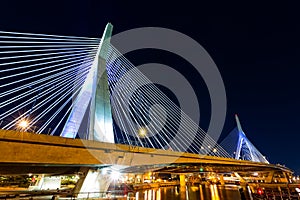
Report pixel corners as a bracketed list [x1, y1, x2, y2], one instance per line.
[101, 168, 109, 175]
[19, 119, 29, 129]
[253, 172, 258, 176]
[138, 127, 147, 138]
[111, 171, 120, 180]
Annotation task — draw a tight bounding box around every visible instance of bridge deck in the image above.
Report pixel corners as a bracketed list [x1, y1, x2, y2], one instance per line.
[0, 129, 291, 175]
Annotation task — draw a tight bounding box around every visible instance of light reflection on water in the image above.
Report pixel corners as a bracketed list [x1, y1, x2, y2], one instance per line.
[134, 185, 244, 200]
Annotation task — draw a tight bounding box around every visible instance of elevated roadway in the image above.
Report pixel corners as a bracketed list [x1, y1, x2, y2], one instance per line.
[0, 129, 291, 175]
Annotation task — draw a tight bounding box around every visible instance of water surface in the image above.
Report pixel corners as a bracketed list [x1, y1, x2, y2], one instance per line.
[134, 185, 249, 200]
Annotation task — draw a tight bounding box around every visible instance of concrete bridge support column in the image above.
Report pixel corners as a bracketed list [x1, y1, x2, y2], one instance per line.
[74, 168, 112, 199]
[278, 186, 283, 198]
[281, 171, 290, 183]
[179, 174, 186, 187]
[233, 172, 246, 184]
[265, 171, 275, 183]
[73, 167, 90, 195]
[219, 174, 225, 185]
[35, 174, 44, 189]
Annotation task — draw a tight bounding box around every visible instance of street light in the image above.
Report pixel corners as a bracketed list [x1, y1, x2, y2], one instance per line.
[138, 127, 147, 138]
[18, 119, 29, 131]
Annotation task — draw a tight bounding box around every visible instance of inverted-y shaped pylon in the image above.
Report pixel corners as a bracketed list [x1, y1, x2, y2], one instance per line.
[221, 115, 269, 163]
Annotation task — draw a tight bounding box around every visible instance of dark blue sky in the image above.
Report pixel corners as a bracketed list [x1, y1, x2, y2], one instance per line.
[0, 1, 299, 173]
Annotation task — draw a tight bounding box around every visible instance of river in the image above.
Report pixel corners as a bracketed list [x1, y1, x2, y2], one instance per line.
[133, 184, 252, 200]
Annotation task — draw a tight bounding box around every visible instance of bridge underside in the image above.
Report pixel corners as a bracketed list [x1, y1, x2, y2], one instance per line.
[0, 129, 291, 176]
[0, 161, 287, 176]
[120, 163, 289, 174]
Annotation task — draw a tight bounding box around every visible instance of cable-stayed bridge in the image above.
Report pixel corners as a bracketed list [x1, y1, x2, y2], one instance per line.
[0, 23, 230, 157]
[0, 23, 292, 194]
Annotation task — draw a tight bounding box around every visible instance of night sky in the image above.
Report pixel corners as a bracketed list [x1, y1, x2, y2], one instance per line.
[0, 1, 299, 173]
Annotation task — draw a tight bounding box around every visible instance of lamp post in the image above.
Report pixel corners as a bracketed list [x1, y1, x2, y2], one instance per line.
[18, 119, 29, 132]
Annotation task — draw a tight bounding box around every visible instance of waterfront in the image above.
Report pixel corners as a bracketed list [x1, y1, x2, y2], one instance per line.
[133, 185, 247, 200]
[0, 185, 249, 200]
[1, 183, 300, 199]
